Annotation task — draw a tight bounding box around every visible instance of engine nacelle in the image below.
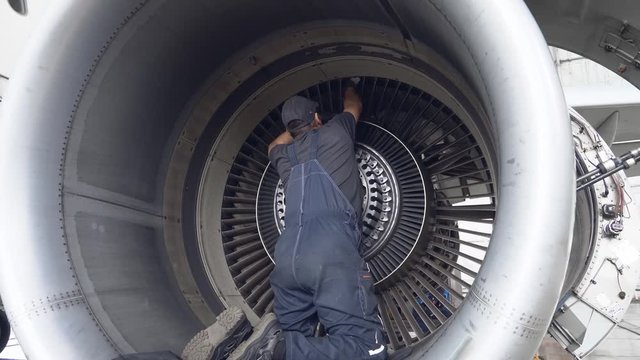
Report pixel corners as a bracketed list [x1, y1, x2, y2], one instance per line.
[3, 1, 632, 359]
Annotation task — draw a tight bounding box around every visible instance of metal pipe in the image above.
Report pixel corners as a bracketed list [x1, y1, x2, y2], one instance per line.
[577, 147, 640, 190]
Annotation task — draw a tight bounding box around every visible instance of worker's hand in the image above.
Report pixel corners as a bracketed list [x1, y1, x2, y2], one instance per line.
[343, 77, 362, 122]
[268, 131, 294, 155]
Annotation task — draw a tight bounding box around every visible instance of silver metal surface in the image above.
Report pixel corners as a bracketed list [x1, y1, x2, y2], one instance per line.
[0, 0, 207, 358]
[0, 1, 130, 358]
[526, 0, 640, 91]
[390, 0, 576, 358]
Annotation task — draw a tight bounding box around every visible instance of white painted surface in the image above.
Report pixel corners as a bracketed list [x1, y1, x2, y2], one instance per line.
[551, 48, 636, 87]
[585, 179, 640, 359]
[1, 2, 50, 358]
[551, 47, 640, 107]
[586, 302, 640, 360]
[628, 177, 640, 302]
[0, 0, 51, 78]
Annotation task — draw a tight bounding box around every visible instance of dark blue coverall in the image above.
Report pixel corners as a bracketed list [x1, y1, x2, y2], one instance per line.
[270, 130, 387, 360]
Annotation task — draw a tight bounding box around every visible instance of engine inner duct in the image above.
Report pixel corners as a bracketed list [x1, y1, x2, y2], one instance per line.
[220, 78, 495, 347]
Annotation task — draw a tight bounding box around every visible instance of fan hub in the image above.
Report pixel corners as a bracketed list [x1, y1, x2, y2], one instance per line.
[262, 122, 422, 283]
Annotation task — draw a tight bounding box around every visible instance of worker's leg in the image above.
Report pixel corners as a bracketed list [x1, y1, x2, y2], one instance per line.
[283, 261, 386, 360]
[283, 220, 387, 360]
[270, 233, 317, 338]
[270, 271, 317, 337]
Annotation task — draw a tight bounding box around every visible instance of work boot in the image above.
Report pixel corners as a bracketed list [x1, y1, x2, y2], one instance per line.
[181, 306, 252, 360]
[228, 313, 284, 360]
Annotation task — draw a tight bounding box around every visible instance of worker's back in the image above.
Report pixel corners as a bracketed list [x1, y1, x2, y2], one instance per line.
[268, 112, 364, 219]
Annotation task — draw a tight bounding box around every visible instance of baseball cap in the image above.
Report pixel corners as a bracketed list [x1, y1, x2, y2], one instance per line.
[281, 96, 318, 129]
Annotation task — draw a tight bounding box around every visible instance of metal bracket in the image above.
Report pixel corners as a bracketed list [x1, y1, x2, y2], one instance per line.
[600, 20, 640, 70]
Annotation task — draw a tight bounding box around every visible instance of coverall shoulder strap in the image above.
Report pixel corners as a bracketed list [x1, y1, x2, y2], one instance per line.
[287, 142, 299, 166]
[309, 130, 319, 161]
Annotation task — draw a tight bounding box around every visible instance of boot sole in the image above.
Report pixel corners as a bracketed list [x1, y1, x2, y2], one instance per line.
[182, 307, 252, 360]
[228, 313, 278, 360]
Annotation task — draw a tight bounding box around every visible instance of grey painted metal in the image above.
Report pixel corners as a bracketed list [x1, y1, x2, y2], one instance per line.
[596, 111, 619, 148]
[0, 1, 125, 357]
[388, 0, 575, 358]
[0, 0, 202, 358]
[574, 105, 640, 178]
[526, 0, 640, 92]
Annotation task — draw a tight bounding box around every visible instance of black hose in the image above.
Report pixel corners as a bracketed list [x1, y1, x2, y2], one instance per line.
[577, 147, 640, 183]
[577, 147, 640, 191]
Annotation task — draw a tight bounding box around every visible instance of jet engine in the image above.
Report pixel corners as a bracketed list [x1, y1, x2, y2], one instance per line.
[0, 1, 638, 359]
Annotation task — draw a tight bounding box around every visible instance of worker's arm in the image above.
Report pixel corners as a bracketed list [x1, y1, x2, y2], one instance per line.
[343, 81, 362, 122]
[268, 131, 294, 155]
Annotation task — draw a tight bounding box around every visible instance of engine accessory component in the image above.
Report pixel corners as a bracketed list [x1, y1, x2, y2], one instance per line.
[577, 147, 640, 191]
[602, 204, 619, 218]
[604, 218, 624, 236]
[549, 110, 640, 358]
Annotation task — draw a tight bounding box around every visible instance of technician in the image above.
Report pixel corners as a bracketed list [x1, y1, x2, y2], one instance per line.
[229, 80, 388, 360]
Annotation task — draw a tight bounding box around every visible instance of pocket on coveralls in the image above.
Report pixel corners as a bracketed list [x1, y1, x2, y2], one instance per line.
[357, 269, 376, 317]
